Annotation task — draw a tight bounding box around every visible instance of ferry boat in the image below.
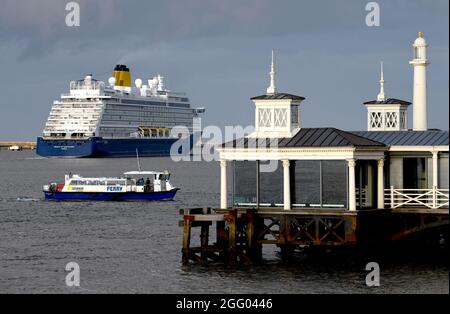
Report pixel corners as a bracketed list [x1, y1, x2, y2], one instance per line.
[36, 65, 205, 157]
[43, 171, 179, 201]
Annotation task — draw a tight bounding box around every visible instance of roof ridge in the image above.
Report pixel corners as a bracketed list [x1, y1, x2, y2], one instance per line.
[333, 128, 385, 146]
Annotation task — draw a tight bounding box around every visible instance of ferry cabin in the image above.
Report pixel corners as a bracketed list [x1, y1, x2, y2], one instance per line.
[60, 171, 172, 193]
[218, 41, 449, 212]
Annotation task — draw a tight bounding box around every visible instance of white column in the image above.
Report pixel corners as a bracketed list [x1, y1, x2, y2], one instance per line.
[377, 159, 385, 209]
[220, 160, 227, 209]
[348, 159, 356, 211]
[283, 160, 291, 210]
[367, 163, 373, 207]
[432, 152, 439, 188]
[412, 64, 428, 131]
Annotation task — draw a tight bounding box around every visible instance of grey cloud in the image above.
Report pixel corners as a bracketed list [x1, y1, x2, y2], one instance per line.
[0, 0, 447, 140]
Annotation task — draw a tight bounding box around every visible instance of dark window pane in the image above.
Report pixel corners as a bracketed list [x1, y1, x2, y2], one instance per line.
[233, 161, 257, 206]
[259, 161, 283, 207]
[322, 160, 347, 208]
[293, 160, 321, 207]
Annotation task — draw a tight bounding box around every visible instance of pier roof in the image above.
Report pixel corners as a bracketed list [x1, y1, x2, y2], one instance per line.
[279, 128, 385, 148]
[250, 93, 305, 101]
[352, 130, 449, 146]
[363, 98, 411, 106]
[222, 128, 386, 148]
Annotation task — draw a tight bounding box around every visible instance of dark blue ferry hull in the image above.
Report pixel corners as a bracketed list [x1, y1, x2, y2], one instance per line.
[44, 189, 179, 201]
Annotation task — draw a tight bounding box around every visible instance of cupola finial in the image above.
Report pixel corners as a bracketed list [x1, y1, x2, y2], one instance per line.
[377, 61, 386, 102]
[266, 49, 276, 95]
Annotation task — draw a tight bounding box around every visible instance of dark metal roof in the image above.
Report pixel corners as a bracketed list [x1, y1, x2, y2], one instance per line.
[280, 128, 385, 148]
[222, 128, 385, 149]
[352, 131, 449, 146]
[251, 93, 305, 101]
[363, 98, 411, 106]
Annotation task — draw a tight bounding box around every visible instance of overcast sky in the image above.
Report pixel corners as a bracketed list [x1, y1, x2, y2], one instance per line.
[0, 0, 448, 140]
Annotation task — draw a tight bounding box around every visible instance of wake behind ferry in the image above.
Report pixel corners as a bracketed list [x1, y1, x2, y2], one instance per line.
[37, 65, 205, 157]
[43, 171, 179, 201]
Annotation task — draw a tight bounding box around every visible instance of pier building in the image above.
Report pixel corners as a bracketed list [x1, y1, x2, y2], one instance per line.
[180, 33, 448, 264]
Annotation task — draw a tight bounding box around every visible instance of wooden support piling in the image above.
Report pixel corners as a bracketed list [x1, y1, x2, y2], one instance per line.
[200, 223, 209, 263]
[226, 209, 237, 265]
[182, 215, 193, 265]
[180, 207, 448, 265]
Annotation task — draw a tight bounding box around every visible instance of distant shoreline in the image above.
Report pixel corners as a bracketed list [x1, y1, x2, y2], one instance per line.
[0, 141, 36, 150]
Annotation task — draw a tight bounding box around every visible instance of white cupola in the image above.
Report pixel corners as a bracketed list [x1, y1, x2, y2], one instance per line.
[364, 62, 411, 131]
[251, 50, 305, 138]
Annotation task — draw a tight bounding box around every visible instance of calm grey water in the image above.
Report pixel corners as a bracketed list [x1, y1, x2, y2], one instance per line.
[0, 150, 448, 294]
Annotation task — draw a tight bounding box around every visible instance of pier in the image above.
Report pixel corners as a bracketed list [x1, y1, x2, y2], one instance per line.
[179, 36, 449, 265]
[0, 141, 36, 150]
[180, 206, 449, 265]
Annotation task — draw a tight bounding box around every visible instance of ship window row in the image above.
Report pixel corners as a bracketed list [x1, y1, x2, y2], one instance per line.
[69, 180, 126, 186]
[104, 105, 193, 113]
[104, 108, 193, 114]
[119, 99, 190, 108]
[46, 123, 97, 128]
[53, 100, 103, 107]
[52, 106, 102, 110]
[48, 116, 99, 120]
[98, 131, 192, 138]
[54, 104, 103, 108]
[98, 126, 193, 133]
[168, 97, 189, 102]
[46, 120, 98, 125]
[101, 113, 194, 120]
[103, 111, 193, 117]
[99, 119, 193, 126]
[101, 114, 194, 120]
[45, 129, 96, 134]
[51, 110, 102, 114]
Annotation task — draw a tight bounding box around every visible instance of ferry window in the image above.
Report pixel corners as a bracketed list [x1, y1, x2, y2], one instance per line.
[160, 174, 170, 181]
[107, 180, 123, 185]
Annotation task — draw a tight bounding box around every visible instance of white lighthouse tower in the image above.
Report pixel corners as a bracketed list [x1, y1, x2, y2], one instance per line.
[409, 32, 429, 131]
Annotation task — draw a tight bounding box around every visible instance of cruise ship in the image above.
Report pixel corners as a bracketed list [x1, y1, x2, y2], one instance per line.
[36, 65, 205, 157]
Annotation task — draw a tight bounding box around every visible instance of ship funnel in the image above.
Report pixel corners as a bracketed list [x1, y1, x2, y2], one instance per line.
[113, 64, 132, 87]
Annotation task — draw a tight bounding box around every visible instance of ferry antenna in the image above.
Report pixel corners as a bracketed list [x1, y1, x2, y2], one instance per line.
[136, 148, 142, 172]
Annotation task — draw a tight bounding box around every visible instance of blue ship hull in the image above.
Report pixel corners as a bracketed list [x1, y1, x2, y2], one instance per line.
[36, 136, 192, 158]
[44, 189, 179, 201]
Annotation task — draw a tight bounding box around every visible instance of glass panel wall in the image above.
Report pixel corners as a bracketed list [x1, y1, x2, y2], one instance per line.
[292, 160, 347, 209]
[259, 161, 283, 207]
[322, 160, 347, 208]
[233, 160, 348, 209]
[233, 161, 257, 206]
[292, 161, 321, 207]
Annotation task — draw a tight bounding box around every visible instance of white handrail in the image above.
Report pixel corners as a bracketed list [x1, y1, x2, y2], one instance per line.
[385, 186, 449, 209]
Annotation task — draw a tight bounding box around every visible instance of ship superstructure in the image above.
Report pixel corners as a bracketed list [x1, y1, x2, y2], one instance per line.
[37, 65, 204, 157]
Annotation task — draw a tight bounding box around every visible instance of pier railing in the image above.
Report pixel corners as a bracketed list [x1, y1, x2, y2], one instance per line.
[385, 187, 449, 209]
